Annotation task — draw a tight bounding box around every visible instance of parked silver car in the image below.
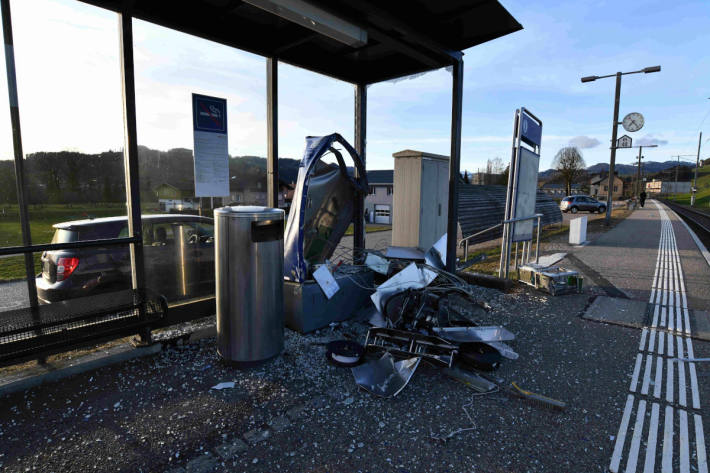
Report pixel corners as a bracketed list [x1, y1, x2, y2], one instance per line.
[559, 195, 606, 214]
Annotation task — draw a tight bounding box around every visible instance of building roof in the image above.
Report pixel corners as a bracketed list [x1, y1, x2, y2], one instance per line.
[78, 0, 521, 84]
[366, 170, 393, 184]
[541, 182, 580, 189]
[458, 184, 562, 243]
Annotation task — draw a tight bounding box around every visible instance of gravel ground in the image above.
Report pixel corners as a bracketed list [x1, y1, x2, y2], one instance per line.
[0, 279, 665, 473]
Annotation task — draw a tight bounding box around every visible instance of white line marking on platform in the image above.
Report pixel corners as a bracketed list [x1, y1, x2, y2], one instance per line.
[625, 400, 646, 473]
[662, 406, 673, 473]
[680, 409, 690, 473]
[611, 395, 635, 473]
[667, 358, 674, 404]
[695, 414, 708, 473]
[642, 355, 652, 395]
[639, 328, 648, 352]
[643, 403, 660, 473]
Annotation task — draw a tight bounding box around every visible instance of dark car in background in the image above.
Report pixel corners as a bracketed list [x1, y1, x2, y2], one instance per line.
[559, 195, 606, 214]
[36, 214, 215, 304]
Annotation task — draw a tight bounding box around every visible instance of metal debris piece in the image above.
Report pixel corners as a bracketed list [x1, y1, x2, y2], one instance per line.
[368, 310, 387, 328]
[384, 246, 426, 260]
[351, 352, 421, 398]
[364, 327, 458, 368]
[424, 233, 447, 270]
[518, 264, 583, 295]
[283, 133, 367, 282]
[442, 367, 497, 393]
[432, 326, 515, 343]
[509, 382, 567, 409]
[210, 382, 235, 390]
[485, 341, 519, 360]
[365, 252, 390, 275]
[370, 262, 437, 313]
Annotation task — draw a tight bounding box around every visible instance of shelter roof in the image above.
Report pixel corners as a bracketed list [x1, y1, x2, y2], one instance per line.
[78, 0, 521, 83]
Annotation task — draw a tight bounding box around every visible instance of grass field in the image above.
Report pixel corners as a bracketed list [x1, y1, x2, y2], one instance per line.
[344, 223, 391, 235]
[663, 165, 710, 208]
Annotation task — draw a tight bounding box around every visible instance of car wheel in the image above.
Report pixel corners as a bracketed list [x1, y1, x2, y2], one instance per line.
[598, 206, 606, 214]
[570, 206, 578, 214]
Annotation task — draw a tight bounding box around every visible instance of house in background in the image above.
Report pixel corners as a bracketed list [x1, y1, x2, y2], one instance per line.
[229, 179, 293, 209]
[589, 174, 623, 200]
[154, 183, 199, 212]
[364, 170, 393, 224]
[539, 182, 581, 197]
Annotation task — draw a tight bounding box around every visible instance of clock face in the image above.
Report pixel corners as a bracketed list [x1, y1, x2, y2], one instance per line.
[622, 112, 644, 132]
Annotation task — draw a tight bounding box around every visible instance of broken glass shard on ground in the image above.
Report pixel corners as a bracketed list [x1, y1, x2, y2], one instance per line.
[351, 352, 421, 398]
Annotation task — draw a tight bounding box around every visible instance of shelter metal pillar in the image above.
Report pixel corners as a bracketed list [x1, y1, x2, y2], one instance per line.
[267, 58, 278, 208]
[1, 0, 38, 308]
[119, 11, 149, 342]
[446, 59, 463, 272]
[353, 83, 366, 263]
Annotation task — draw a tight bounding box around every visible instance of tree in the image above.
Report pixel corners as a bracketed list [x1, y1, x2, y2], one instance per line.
[552, 147, 586, 196]
[463, 170, 470, 184]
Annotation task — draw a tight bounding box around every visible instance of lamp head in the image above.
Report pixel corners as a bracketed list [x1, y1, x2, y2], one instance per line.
[581, 76, 597, 83]
[643, 66, 661, 73]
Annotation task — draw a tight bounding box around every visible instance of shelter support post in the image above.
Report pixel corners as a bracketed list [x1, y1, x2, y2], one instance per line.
[267, 58, 279, 208]
[446, 59, 463, 272]
[1, 0, 38, 309]
[119, 11, 149, 344]
[353, 83, 366, 263]
[605, 72, 621, 225]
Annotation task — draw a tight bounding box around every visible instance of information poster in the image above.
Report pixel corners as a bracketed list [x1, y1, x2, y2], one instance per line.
[192, 93, 229, 197]
[511, 146, 540, 241]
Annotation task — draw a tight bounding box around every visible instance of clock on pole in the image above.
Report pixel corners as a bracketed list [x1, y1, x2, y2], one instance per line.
[622, 112, 644, 132]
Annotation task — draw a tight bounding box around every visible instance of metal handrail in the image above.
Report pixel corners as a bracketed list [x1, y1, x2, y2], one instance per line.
[502, 213, 543, 224]
[0, 236, 140, 256]
[458, 223, 503, 247]
[459, 213, 544, 263]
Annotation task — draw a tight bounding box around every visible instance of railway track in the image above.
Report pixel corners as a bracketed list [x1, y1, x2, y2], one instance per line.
[661, 199, 710, 248]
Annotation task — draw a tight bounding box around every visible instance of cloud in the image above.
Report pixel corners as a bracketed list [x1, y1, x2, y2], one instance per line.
[636, 135, 668, 146]
[568, 136, 601, 149]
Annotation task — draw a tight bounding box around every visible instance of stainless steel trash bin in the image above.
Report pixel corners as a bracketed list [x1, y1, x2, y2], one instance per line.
[214, 206, 285, 364]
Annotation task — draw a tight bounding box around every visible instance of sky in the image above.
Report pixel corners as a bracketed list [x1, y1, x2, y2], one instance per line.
[1, 0, 709, 173]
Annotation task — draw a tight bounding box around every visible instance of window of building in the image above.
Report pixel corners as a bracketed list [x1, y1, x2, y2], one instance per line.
[604, 185, 608, 191]
[368, 186, 375, 195]
[387, 186, 393, 195]
[613, 186, 618, 192]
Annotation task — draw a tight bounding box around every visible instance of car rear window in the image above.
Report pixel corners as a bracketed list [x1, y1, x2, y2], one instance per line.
[562, 197, 573, 202]
[51, 229, 78, 244]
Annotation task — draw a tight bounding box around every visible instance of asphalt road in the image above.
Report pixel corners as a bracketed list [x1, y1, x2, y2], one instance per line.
[0, 280, 28, 311]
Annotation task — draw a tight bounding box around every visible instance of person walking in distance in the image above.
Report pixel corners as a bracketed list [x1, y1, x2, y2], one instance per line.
[639, 190, 647, 208]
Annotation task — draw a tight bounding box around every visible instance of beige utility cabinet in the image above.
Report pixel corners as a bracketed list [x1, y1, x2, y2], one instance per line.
[391, 150, 449, 250]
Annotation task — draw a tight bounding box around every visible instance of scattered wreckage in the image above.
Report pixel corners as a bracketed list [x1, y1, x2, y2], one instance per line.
[283, 134, 564, 408]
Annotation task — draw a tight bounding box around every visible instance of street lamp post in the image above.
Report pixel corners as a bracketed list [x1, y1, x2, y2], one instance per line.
[692, 131, 702, 206]
[581, 65, 660, 225]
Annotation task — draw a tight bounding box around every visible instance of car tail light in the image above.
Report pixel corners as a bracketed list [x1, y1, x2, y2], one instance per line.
[56, 257, 79, 281]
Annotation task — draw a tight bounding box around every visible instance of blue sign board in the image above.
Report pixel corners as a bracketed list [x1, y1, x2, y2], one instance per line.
[520, 111, 542, 148]
[192, 94, 227, 134]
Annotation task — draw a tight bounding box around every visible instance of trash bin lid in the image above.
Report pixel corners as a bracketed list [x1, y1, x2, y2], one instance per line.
[214, 205, 284, 219]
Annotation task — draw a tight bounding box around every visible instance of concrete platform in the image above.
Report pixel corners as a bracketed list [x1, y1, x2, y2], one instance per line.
[582, 295, 649, 329]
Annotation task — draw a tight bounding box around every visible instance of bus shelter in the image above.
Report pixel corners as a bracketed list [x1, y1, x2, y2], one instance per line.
[0, 0, 521, 362]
